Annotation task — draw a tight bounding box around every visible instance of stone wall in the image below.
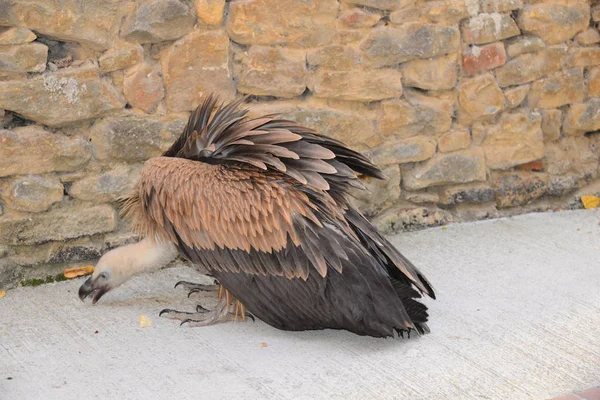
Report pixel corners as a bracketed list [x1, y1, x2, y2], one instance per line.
[1, 0, 600, 288]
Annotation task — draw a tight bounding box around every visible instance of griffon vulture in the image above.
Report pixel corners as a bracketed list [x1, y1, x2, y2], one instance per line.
[79, 95, 436, 337]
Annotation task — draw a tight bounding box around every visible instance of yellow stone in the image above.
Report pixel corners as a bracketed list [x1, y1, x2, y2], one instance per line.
[581, 195, 600, 209]
[139, 315, 152, 328]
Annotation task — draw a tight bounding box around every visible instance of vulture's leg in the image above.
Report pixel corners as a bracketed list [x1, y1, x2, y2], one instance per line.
[174, 280, 219, 298]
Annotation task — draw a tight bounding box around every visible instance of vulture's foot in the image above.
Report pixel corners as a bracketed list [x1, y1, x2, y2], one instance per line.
[174, 280, 219, 297]
[159, 287, 254, 327]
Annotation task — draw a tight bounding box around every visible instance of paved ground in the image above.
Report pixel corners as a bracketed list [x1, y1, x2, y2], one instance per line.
[1, 209, 599, 400]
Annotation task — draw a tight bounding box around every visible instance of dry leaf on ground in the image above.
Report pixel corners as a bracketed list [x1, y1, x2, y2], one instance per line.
[581, 195, 600, 210]
[64, 265, 95, 279]
[259, 342, 268, 348]
[0, 290, 6, 298]
[139, 315, 152, 328]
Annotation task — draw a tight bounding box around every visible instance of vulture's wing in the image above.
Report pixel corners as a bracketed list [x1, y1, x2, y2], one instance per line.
[122, 95, 435, 336]
[162, 95, 384, 203]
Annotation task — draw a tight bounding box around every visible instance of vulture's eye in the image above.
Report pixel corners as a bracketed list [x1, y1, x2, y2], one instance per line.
[98, 272, 109, 281]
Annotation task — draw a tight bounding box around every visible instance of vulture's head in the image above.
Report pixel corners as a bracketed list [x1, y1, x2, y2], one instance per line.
[78, 246, 133, 304]
[78, 238, 179, 304]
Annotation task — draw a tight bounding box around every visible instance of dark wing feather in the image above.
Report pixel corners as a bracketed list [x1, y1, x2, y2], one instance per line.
[175, 209, 422, 337]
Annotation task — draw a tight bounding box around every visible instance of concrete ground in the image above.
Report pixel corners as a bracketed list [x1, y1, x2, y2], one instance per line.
[1, 209, 599, 400]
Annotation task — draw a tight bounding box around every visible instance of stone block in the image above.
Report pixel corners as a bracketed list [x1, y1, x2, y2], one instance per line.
[482, 111, 545, 170]
[99, 43, 144, 73]
[227, 0, 338, 47]
[4, 176, 64, 213]
[461, 13, 520, 45]
[46, 238, 103, 265]
[196, 0, 225, 25]
[0, 27, 36, 45]
[338, 8, 381, 28]
[458, 73, 505, 124]
[563, 99, 600, 135]
[367, 137, 436, 165]
[505, 35, 545, 58]
[575, 29, 600, 46]
[307, 45, 358, 70]
[237, 46, 306, 98]
[122, 0, 196, 44]
[588, 66, 600, 98]
[439, 183, 495, 205]
[311, 68, 403, 101]
[403, 148, 487, 190]
[161, 30, 234, 112]
[527, 68, 585, 109]
[380, 93, 452, 139]
[0, 43, 47, 73]
[123, 63, 165, 113]
[566, 48, 600, 68]
[492, 171, 549, 208]
[495, 46, 568, 87]
[462, 42, 506, 76]
[1, 0, 120, 50]
[0, 127, 91, 177]
[0, 66, 125, 126]
[359, 23, 460, 67]
[69, 165, 142, 203]
[374, 206, 452, 234]
[0, 205, 117, 245]
[504, 83, 530, 108]
[438, 129, 471, 153]
[518, 2, 590, 45]
[420, 0, 470, 24]
[401, 54, 458, 90]
[545, 137, 598, 179]
[89, 115, 166, 162]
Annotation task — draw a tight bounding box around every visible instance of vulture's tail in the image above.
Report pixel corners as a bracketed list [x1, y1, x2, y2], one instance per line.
[346, 207, 436, 300]
[344, 207, 435, 335]
[390, 279, 430, 335]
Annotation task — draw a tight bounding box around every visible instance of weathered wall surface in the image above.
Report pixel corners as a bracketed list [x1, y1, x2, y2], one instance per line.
[1, 0, 600, 287]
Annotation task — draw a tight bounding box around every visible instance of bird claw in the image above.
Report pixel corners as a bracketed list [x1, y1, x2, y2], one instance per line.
[158, 308, 176, 317]
[395, 328, 413, 339]
[196, 305, 209, 313]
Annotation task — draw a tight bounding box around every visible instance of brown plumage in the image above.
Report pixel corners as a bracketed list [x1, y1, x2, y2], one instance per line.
[116, 95, 435, 337]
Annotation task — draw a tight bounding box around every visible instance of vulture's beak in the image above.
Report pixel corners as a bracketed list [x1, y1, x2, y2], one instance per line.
[78, 277, 109, 304]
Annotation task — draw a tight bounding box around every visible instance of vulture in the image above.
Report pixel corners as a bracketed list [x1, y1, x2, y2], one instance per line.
[79, 95, 436, 338]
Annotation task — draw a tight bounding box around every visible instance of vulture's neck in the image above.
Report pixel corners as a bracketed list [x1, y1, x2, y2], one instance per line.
[115, 238, 179, 277]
